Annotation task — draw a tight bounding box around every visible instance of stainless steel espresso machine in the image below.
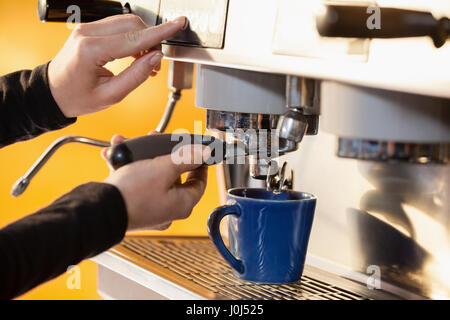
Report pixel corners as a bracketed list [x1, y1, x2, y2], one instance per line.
[38, 0, 449, 299]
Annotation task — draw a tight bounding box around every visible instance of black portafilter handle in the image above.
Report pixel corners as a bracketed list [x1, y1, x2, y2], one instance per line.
[316, 5, 449, 48]
[38, 0, 129, 23]
[106, 134, 226, 170]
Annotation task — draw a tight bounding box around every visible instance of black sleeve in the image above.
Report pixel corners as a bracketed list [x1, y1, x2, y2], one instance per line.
[0, 182, 128, 300]
[0, 63, 76, 148]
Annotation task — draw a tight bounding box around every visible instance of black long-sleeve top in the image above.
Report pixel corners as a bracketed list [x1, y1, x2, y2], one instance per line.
[0, 63, 128, 299]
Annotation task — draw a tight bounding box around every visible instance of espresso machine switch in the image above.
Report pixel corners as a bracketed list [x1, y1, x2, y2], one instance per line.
[316, 4, 449, 48]
[158, 0, 229, 48]
[38, 0, 129, 23]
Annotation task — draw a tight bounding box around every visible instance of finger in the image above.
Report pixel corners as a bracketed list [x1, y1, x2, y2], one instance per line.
[183, 167, 208, 198]
[148, 130, 159, 135]
[74, 14, 147, 37]
[185, 167, 208, 195]
[161, 222, 172, 230]
[132, 49, 161, 76]
[96, 17, 186, 60]
[105, 132, 155, 162]
[153, 222, 172, 231]
[156, 223, 172, 231]
[97, 50, 163, 104]
[154, 44, 163, 51]
[153, 144, 211, 185]
[111, 134, 127, 145]
[101, 148, 108, 160]
[169, 168, 208, 219]
[185, 166, 208, 188]
[102, 134, 126, 166]
[133, 43, 161, 59]
[151, 45, 163, 71]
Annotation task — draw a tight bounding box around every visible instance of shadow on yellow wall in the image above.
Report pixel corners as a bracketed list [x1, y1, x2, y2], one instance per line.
[0, 1, 219, 299]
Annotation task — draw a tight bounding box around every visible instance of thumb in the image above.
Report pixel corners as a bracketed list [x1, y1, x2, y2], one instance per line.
[99, 50, 163, 104]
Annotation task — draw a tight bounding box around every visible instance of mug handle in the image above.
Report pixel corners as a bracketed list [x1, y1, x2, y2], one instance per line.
[207, 205, 245, 274]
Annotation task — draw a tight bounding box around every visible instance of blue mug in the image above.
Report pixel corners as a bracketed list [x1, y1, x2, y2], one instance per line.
[207, 188, 316, 284]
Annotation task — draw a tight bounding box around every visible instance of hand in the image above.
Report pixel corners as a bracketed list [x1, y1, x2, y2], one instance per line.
[48, 15, 186, 118]
[103, 133, 209, 232]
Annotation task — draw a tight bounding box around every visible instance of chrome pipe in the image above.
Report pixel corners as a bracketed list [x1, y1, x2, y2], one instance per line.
[11, 136, 110, 197]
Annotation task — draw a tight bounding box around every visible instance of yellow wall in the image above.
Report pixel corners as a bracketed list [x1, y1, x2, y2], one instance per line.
[0, 1, 219, 299]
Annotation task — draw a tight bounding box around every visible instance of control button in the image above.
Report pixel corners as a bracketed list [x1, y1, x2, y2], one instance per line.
[158, 0, 228, 49]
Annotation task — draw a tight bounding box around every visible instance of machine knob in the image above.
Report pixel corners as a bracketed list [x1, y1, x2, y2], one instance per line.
[316, 5, 449, 48]
[38, 0, 129, 23]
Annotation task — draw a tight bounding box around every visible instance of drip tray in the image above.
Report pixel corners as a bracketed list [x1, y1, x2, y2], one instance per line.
[93, 236, 399, 300]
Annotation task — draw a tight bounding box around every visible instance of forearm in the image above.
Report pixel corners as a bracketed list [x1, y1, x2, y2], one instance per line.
[0, 63, 76, 148]
[0, 182, 127, 300]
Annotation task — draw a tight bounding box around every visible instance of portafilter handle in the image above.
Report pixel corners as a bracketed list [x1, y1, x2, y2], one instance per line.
[316, 4, 449, 48]
[38, 0, 130, 23]
[106, 133, 224, 170]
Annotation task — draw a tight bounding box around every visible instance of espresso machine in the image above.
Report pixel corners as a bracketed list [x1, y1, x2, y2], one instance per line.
[36, 0, 449, 299]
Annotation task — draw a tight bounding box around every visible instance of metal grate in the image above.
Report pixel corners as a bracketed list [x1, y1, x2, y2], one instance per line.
[119, 237, 367, 300]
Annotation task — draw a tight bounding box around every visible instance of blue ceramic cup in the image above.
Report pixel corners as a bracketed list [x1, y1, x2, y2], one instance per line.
[207, 188, 316, 284]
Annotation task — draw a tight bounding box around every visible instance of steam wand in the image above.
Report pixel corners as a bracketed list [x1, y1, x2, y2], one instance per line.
[11, 136, 110, 197]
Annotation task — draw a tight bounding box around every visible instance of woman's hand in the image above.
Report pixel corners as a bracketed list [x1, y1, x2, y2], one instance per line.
[103, 133, 209, 232]
[48, 15, 186, 118]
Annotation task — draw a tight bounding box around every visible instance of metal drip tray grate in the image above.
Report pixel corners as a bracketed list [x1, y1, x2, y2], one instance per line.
[108, 236, 376, 300]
